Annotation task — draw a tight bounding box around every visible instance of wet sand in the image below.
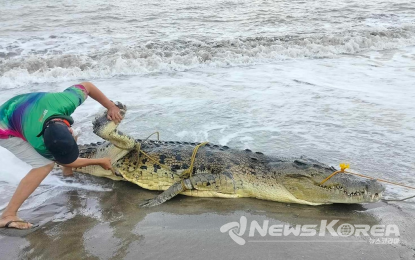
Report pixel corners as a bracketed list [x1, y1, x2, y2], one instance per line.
[0, 173, 414, 260]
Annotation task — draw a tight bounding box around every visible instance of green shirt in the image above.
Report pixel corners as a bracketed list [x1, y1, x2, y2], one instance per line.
[0, 85, 89, 160]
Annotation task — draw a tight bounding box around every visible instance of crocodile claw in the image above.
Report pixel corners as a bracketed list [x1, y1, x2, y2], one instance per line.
[139, 198, 163, 208]
[111, 169, 123, 177]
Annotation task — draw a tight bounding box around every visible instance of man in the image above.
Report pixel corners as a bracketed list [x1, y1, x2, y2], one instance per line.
[0, 82, 123, 230]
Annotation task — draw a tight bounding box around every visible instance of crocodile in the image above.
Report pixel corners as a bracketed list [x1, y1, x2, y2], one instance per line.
[74, 103, 385, 207]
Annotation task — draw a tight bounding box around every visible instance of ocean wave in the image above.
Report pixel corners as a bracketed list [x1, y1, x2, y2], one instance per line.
[1, 26, 415, 87]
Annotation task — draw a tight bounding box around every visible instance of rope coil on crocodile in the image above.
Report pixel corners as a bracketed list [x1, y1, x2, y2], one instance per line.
[103, 111, 414, 203]
[129, 132, 209, 178]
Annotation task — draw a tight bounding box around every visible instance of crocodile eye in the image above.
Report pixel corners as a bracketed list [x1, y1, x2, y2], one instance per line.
[294, 160, 307, 166]
[293, 160, 309, 169]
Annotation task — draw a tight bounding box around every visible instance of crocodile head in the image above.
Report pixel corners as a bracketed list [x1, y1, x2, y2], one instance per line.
[279, 159, 385, 204]
[93, 101, 127, 138]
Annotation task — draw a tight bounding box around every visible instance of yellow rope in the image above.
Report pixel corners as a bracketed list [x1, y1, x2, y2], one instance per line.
[321, 163, 415, 190]
[142, 131, 160, 142]
[139, 150, 172, 171]
[134, 131, 171, 171]
[134, 136, 209, 177]
[182, 142, 209, 177]
[343, 171, 415, 190]
[320, 163, 350, 185]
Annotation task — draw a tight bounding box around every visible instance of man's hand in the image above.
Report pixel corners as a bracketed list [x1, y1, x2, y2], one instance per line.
[79, 82, 124, 124]
[98, 158, 112, 170]
[107, 104, 123, 124]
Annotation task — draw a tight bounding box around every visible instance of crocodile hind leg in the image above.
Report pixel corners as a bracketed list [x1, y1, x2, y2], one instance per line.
[139, 173, 237, 207]
[139, 179, 193, 207]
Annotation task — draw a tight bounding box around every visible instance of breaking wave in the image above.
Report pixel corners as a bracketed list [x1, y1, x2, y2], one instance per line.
[1, 26, 415, 87]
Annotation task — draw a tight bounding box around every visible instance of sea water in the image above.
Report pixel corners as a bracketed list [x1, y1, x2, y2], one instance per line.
[0, 0, 414, 209]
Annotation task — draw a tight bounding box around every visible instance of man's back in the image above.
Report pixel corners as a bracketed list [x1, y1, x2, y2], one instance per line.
[0, 85, 88, 159]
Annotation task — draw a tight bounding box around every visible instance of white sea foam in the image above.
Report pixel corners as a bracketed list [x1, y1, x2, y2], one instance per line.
[1, 27, 415, 88]
[1, 0, 415, 87]
[0, 0, 414, 201]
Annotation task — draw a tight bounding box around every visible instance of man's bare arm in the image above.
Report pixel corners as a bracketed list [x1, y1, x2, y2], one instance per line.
[79, 82, 123, 123]
[60, 157, 112, 170]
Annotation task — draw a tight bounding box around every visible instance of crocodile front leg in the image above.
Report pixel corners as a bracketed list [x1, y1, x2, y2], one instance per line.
[140, 179, 193, 207]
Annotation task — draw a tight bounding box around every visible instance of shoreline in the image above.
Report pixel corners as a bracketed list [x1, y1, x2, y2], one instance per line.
[1, 178, 414, 259]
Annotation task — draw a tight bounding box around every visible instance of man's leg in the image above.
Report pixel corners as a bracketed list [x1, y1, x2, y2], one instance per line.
[0, 137, 54, 229]
[0, 163, 54, 229]
[62, 130, 78, 177]
[62, 166, 73, 176]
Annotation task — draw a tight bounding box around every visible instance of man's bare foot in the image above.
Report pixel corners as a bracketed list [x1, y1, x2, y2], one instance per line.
[62, 166, 74, 177]
[0, 215, 33, 229]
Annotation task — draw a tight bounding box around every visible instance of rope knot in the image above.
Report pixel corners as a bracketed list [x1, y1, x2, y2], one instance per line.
[339, 163, 350, 172]
[320, 163, 351, 185]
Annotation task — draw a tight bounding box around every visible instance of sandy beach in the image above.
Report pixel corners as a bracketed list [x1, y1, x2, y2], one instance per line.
[1, 172, 414, 259]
